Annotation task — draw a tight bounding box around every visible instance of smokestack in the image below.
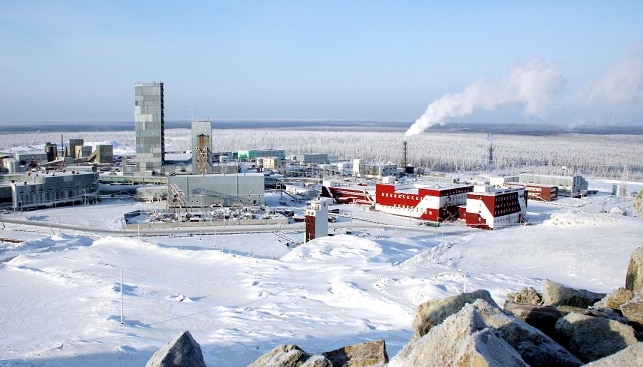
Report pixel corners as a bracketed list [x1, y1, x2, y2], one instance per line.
[403, 137, 407, 169]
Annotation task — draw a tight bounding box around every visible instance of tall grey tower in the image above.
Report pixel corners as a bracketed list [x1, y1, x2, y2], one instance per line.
[134, 82, 164, 175]
[191, 120, 213, 174]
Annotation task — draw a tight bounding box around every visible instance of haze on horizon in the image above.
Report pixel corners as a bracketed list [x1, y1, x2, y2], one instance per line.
[0, 1, 642, 129]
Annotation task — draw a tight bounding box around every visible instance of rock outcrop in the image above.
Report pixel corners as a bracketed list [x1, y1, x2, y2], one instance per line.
[555, 312, 638, 363]
[145, 330, 206, 367]
[542, 279, 605, 308]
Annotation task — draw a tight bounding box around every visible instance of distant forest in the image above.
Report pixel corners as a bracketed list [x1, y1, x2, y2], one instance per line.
[1, 126, 641, 181]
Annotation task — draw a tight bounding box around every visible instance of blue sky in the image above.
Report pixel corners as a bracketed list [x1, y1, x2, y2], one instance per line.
[1, 1, 641, 126]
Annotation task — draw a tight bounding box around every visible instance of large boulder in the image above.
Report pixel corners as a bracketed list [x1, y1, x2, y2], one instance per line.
[555, 312, 638, 363]
[390, 303, 528, 367]
[247, 344, 314, 367]
[473, 299, 582, 367]
[145, 330, 206, 367]
[542, 279, 605, 308]
[583, 342, 643, 366]
[322, 340, 388, 367]
[626, 246, 643, 292]
[413, 289, 498, 337]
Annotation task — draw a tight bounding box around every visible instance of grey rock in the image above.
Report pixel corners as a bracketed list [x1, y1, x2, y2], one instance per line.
[633, 188, 643, 218]
[301, 355, 333, 367]
[555, 312, 638, 363]
[506, 286, 543, 305]
[145, 330, 206, 367]
[322, 339, 388, 367]
[543, 279, 605, 308]
[583, 342, 643, 366]
[620, 291, 643, 335]
[390, 303, 528, 367]
[247, 344, 312, 367]
[413, 289, 498, 337]
[626, 246, 643, 292]
[503, 301, 566, 340]
[594, 288, 634, 310]
[474, 299, 582, 367]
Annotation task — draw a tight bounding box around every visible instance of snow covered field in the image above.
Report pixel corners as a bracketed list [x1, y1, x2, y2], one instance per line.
[0, 178, 641, 366]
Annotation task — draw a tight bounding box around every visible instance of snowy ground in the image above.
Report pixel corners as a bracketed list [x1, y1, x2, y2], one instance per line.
[0, 180, 641, 367]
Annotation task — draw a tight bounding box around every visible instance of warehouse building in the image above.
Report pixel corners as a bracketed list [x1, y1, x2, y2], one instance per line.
[518, 173, 587, 197]
[9, 171, 99, 210]
[237, 149, 286, 161]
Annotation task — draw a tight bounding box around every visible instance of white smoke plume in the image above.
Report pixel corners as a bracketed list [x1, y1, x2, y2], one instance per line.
[405, 57, 565, 137]
[566, 44, 643, 125]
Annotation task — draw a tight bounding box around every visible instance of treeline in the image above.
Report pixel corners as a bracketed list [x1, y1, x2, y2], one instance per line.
[2, 129, 641, 180]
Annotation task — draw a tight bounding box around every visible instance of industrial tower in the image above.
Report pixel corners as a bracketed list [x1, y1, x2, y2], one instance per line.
[134, 82, 165, 175]
[191, 120, 213, 175]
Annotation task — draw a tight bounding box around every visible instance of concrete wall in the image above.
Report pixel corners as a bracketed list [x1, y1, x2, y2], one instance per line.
[168, 173, 265, 208]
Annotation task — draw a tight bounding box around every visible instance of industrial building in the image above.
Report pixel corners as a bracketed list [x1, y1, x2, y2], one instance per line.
[133, 82, 165, 175]
[13, 151, 48, 167]
[237, 149, 286, 161]
[66, 139, 84, 158]
[293, 153, 333, 165]
[375, 183, 474, 222]
[358, 162, 398, 178]
[89, 145, 114, 164]
[305, 199, 329, 242]
[191, 120, 213, 175]
[518, 173, 587, 197]
[464, 186, 527, 230]
[168, 173, 264, 208]
[504, 182, 557, 201]
[8, 170, 99, 210]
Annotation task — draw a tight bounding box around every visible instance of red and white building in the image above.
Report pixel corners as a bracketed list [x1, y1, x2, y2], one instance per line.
[374, 183, 474, 222]
[464, 186, 527, 230]
[305, 199, 329, 242]
[321, 182, 376, 205]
